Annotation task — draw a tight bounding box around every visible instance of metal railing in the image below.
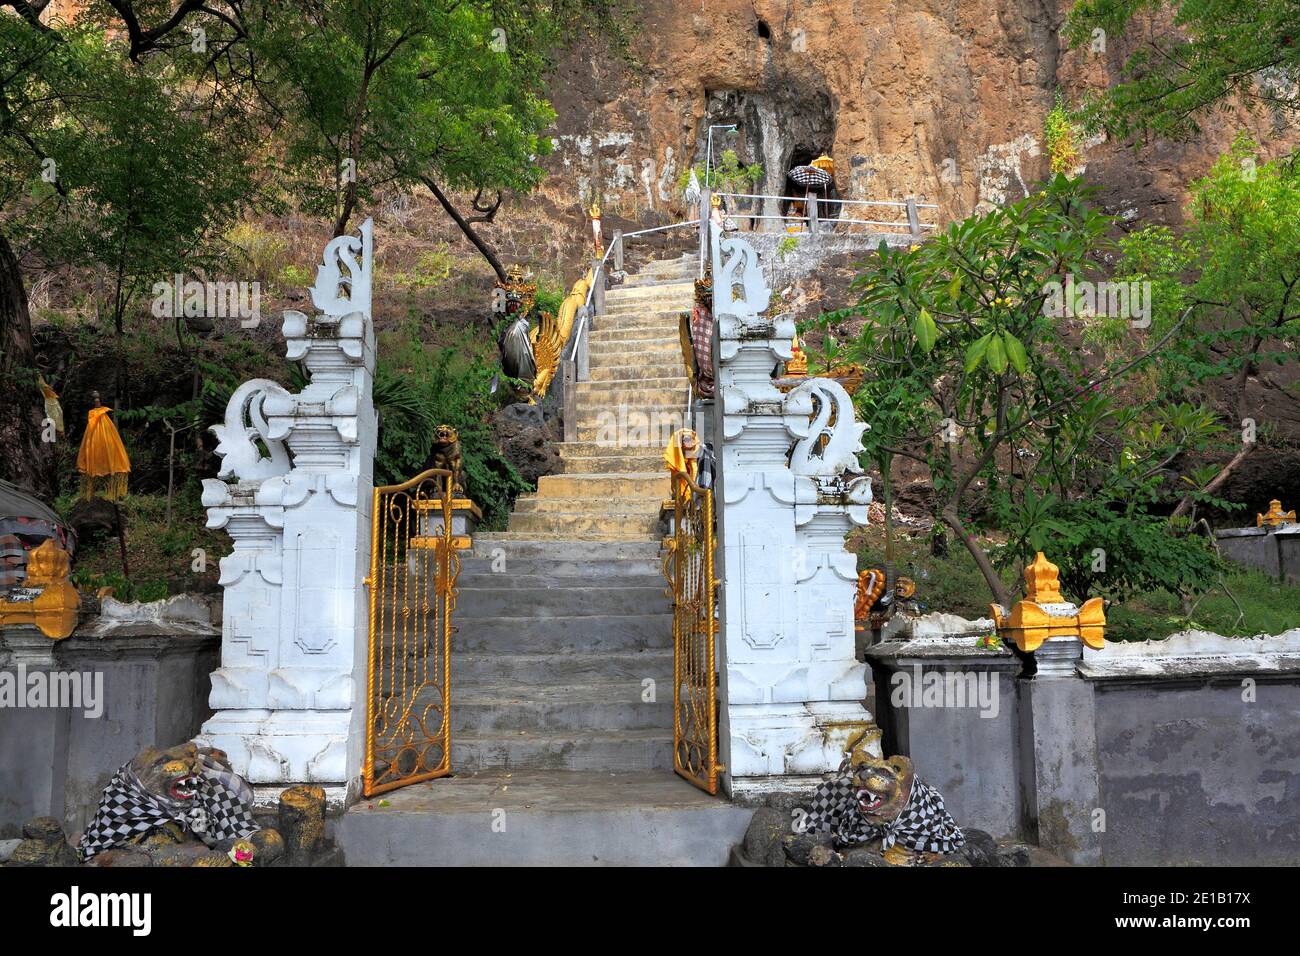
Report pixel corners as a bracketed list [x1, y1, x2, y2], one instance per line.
[713, 191, 938, 235]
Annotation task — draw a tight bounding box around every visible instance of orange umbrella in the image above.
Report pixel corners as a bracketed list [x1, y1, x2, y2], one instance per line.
[76, 405, 131, 501]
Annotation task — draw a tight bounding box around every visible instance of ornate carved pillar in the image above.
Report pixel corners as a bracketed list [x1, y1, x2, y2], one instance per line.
[710, 225, 879, 798]
[198, 220, 377, 804]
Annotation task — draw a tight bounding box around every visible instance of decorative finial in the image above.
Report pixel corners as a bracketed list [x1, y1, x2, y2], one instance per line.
[1023, 551, 1063, 603]
[1257, 500, 1296, 527]
[991, 552, 1104, 654]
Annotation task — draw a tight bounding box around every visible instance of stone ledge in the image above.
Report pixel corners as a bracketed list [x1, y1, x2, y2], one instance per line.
[74, 593, 219, 639]
[1078, 628, 1300, 680]
[867, 612, 1010, 662]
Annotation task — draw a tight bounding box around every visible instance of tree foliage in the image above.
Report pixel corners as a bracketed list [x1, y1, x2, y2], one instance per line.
[1065, 0, 1300, 139]
[811, 175, 1224, 607]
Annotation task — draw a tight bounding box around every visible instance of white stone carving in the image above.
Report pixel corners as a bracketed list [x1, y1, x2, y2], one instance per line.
[210, 379, 292, 482]
[785, 378, 869, 477]
[197, 219, 378, 805]
[710, 224, 879, 797]
[310, 219, 373, 318]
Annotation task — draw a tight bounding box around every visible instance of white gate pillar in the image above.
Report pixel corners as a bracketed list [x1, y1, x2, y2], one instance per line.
[198, 220, 378, 805]
[710, 225, 879, 798]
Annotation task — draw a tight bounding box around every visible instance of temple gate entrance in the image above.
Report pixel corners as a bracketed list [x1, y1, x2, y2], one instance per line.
[363, 468, 462, 796]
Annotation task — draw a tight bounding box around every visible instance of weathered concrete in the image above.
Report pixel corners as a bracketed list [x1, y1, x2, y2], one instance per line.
[1082, 629, 1300, 866]
[870, 623, 1300, 865]
[334, 770, 752, 866]
[0, 614, 219, 838]
[866, 630, 1021, 840]
[1214, 523, 1300, 583]
[1020, 639, 1103, 866]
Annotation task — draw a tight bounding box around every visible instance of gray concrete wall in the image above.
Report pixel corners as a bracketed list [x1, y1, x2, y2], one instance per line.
[0, 624, 218, 838]
[1094, 677, 1300, 866]
[868, 627, 1300, 864]
[867, 643, 1022, 840]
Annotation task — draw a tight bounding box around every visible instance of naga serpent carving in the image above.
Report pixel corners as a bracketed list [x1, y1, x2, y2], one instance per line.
[786, 378, 869, 477]
[211, 378, 292, 482]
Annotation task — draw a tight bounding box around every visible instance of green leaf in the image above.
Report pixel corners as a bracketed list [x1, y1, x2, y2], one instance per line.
[986, 334, 1008, 374]
[1001, 331, 1028, 374]
[913, 308, 937, 352]
[965, 332, 993, 372]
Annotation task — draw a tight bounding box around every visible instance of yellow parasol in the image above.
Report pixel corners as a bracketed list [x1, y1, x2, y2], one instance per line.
[76, 402, 131, 501]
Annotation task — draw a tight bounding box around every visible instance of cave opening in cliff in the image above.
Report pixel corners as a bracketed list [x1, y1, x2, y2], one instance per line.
[781, 145, 840, 225]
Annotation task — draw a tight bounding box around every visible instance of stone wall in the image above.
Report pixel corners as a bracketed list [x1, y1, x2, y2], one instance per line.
[0, 596, 220, 838]
[868, 624, 1300, 865]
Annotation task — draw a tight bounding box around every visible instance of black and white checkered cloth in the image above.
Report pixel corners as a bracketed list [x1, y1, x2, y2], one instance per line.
[802, 763, 965, 854]
[78, 754, 258, 862]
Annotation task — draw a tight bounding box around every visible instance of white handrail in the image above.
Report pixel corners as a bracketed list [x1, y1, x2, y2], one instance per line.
[716, 191, 940, 209]
[569, 218, 701, 362]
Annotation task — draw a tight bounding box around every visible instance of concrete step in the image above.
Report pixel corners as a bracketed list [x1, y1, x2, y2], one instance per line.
[454, 649, 672, 682]
[456, 582, 666, 618]
[573, 407, 688, 428]
[451, 613, 672, 653]
[554, 440, 669, 457]
[465, 536, 661, 561]
[452, 681, 672, 733]
[575, 425, 684, 445]
[600, 305, 690, 319]
[627, 259, 697, 276]
[458, 556, 664, 577]
[575, 383, 689, 402]
[588, 345, 681, 361]
[587, 329, 679, 345]
[513, 496, 664, 517]
[334, 770, 751, 866]
[535, 472, 669, 498]
[506, 511, 661, 537]
[606, 280, 694, 300]
[560, 454, 668, 474]
[451, 728, 673, 773]
[455, 570, 666, 589]
[592, 335, 686, 351]
[589, 365, 689, 383]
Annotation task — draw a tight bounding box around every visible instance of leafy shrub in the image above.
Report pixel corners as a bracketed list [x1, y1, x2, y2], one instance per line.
[991, 493, 1222, 603]
[372, 325, 529, 527]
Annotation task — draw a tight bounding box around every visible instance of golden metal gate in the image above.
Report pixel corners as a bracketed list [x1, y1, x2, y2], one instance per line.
[363, 468, 461, 797]
[662, 470, 721, 794]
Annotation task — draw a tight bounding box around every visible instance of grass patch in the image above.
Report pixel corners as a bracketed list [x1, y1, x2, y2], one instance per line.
[1107, 567, 1300, 642]
[59, 487, 228, 603]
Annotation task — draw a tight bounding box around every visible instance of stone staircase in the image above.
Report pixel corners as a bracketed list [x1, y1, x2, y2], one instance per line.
[335, 253, 753, 864]
[503, 253, 696, 539]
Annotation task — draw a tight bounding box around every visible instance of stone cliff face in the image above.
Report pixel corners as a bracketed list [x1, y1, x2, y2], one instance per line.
[529, 0, 1291, 249]
[514, 0, 1299, 514]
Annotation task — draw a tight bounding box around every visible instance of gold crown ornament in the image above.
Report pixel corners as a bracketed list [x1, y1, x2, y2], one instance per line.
[991, 552, 1105, 654]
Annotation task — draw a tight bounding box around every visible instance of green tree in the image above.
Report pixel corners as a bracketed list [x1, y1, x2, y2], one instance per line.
[1065, 0, 1300, 140]
[813, 176, 1214, 608]
[1115, 134, 1300, 515]
[0, 14, 256, 492]
[248, 0, 626, 276]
